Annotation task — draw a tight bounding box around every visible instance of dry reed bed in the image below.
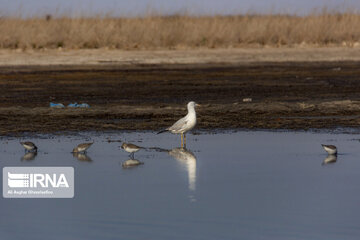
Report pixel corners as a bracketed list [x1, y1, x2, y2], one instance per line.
[1, 13, 360, 49]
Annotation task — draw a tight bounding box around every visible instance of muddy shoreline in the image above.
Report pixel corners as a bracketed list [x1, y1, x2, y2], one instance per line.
[1, 61, 360, 135]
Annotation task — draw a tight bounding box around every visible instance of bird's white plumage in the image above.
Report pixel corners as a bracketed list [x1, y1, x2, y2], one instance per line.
[20, 142, 37, 151]
[121, 143, 141, 153]
[123, 146, 139, 153]
[167, 101, 197, 134]
[322, 145, 337, 155]
[23, 144, 34, 151]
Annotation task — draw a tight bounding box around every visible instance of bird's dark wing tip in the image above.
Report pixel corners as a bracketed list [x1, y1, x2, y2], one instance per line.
[157, 130, 167, 134]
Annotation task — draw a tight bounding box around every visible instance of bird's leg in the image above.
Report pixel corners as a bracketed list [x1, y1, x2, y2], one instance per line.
[130, 152, 134, 159]
[181, 133, 184, 148]
[184, 134, 186, 148]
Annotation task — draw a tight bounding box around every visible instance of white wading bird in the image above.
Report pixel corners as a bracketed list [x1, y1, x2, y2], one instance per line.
[157, 101, 200, 148]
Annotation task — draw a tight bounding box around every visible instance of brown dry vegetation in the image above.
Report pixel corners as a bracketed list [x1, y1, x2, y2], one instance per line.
[1, 12, 360, 49]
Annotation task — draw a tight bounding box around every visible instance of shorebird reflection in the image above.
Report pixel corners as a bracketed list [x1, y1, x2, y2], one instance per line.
[168, 148, 197, 191]
[21, 152, 37, 161]
[72, 152, 93, 162]
[122, 159, 144, 168]
[322, 154, 337, 165]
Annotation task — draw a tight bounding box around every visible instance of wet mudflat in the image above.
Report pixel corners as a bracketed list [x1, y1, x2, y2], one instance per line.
[1, 62, 360, 135]
[0, 130, 360, 240]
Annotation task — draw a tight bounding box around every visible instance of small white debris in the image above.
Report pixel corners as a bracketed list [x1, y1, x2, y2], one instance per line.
[242, 98, 252, 103]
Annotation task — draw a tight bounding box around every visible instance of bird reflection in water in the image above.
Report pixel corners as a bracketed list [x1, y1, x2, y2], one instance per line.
[322, 154, 337, 166]
[168, 147, 197, 192]
[21, 152, 37, 161]
[72, 152, 93, 162]
[122, 159, 144, 168]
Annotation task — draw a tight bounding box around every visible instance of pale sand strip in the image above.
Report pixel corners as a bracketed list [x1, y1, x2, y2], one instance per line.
[0, 47, 360, 66]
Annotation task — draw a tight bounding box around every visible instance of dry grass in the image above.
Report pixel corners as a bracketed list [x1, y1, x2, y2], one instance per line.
[1, 12, 360, 49]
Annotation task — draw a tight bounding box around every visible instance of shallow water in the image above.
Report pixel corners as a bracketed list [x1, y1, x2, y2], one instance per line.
[0, 130, 360, 240]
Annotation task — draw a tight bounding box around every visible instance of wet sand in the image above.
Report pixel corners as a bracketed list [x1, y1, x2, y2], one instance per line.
[1, 49, 360, 135]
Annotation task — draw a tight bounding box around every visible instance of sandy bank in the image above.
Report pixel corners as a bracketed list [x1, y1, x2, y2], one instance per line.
[1, 47, 360, 66]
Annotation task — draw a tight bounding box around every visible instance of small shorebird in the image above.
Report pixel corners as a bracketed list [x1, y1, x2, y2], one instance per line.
[20, 142, 37, 152]
[121, 143, 142, 158]
[122, 159, 144, 168]
[157, 101, 200, 148]
[72, 142, 93, 153]
[321, 144, 337, 155]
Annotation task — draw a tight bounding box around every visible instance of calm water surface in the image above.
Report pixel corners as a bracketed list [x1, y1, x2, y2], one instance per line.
[0, 130, 360, 240]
